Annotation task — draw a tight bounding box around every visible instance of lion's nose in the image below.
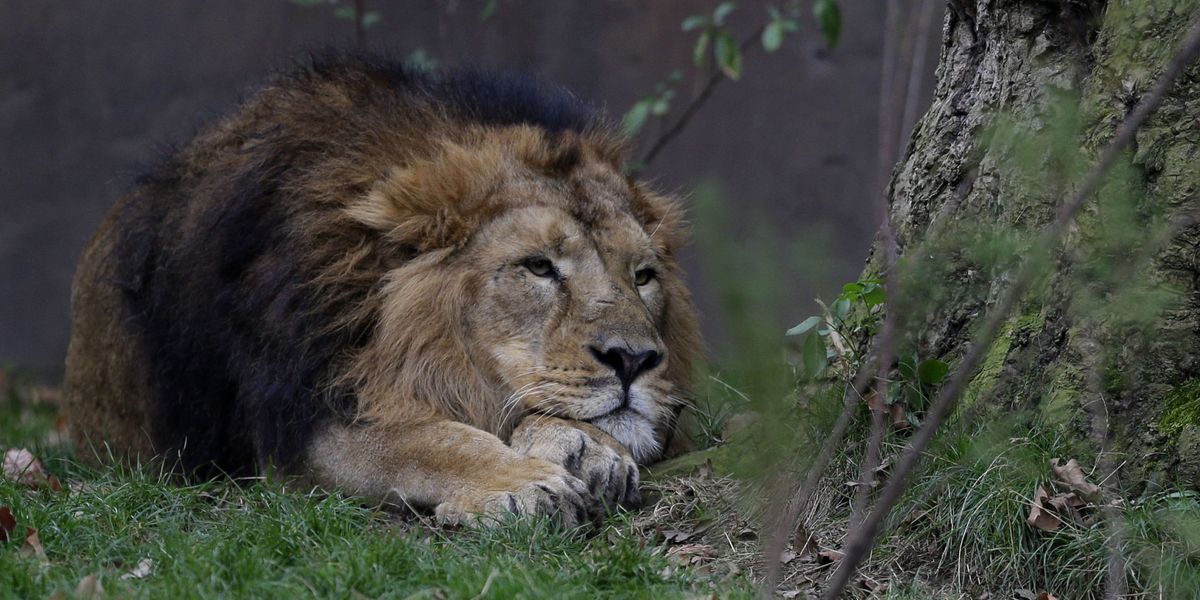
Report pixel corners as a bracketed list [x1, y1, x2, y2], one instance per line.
[588, 342, 663, 388]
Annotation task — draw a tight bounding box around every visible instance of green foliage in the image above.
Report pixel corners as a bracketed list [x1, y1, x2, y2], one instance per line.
[786, 277, 886, 380]
[812, 0, 841, 49]
[621, 71, 683, 137]
[762, 5, 800, 53]
[682, 2, 742, 77]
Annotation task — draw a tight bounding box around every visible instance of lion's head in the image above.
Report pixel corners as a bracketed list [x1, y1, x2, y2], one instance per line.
[341, 125, 701, 463]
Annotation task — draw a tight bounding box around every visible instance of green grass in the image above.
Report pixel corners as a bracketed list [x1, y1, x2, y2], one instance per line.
[0, 388, 754, 599]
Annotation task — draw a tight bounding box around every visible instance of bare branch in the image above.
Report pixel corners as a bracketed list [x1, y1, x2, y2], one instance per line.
[821, 13, 1200, 598]
[640, 26, 765, 168]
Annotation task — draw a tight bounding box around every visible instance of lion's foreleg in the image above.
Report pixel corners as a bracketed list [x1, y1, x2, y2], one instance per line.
[509, 416, 641, 508]
[305, 419, 596, 526]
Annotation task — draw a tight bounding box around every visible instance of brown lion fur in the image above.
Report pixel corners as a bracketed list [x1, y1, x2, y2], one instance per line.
[65, 54, 702, 520]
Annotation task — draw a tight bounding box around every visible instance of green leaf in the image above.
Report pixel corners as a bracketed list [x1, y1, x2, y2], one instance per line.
[786, 315, 822, 337]
[621, 100, 652, 137]
[712, 2, 736, 25]
[762, 20, 784, 52]
[714, 30, 743, 80]
[862, 284, 886, 307]
[840, 282, 864, 298]
[833, 298, 851, 321]
[802, 331, 828, 378]
[650, 97, 671, 116]
[681, 14, 709, 31]
[480, 0, 498, 20]
[916, 359, 950, 385]
[813, 0, 841, 48]
[693, 29, 713, 68]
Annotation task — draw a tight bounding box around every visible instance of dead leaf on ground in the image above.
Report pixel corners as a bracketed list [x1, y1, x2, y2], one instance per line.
[1026, 486, 1064, 532]
[662, 529, 693, 544]
[889, 403, 910, 431]
[779, 549, 797, 564]
[75, 574, 104, 599]
[120, 558, 155, 580]
[1037, 593, 1058, 600]
[21, 527, 48, 562]
[2, 448, 63, 491]
[666, 543, 717, 565]
[792, 523, 816, 560]
[1049, 458, 1102, 503]
[0, 506, 15, 542]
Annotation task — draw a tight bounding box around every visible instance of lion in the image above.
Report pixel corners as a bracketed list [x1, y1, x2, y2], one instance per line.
[63, 54, 702, 527]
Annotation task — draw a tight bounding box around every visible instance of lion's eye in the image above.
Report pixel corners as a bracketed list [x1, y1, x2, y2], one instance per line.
[522, 257, 557, 278]
[634, 267, 656, 286]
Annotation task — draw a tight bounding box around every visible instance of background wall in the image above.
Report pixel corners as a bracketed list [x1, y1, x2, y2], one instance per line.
[0, 1, 941, 376]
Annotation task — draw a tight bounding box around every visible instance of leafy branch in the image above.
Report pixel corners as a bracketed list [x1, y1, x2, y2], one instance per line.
[627, 1, 842, 170]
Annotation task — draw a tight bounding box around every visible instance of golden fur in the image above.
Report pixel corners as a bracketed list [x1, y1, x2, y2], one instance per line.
[65, 56, 702, 525]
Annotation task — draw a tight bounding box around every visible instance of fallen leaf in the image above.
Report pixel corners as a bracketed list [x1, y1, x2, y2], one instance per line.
[0, 506, 15, 542]
[75, 574, 104, 599]
[792, 523, 816, 559]
[2, 448, 63, 491]
[889, 403, 910, 431]
[1036, 593, 1058, 600]
[662, 529, 693, 543]
[666, 543, 716, 565]
[779, 549, 797, 564]
[1049, 458, 1102, 503]
[1027, 486, 1063, 532]
[120, 558, 154, 580]
[21, 527, 48, 562]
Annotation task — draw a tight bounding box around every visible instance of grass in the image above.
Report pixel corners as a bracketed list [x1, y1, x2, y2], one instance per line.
[0, 379, 755, 599]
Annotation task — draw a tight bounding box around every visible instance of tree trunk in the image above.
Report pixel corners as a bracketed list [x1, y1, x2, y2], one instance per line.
[886, 0, 1200, 490]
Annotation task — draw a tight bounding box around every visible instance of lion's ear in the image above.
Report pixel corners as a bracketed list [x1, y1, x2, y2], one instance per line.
[629, 186, 689, 256]
[346, 144, 502, 253]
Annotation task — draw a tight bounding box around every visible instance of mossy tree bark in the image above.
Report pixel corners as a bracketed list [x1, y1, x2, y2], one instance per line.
[884, 0, 1200, 490]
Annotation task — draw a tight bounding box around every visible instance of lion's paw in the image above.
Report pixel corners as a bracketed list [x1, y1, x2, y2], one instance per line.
[510, 419, 641, 509]
[433, 459, 594, 528]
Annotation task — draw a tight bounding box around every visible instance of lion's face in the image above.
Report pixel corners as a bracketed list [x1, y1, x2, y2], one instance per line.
[465, 199, 679, 462]
[347, 128, 700, 464]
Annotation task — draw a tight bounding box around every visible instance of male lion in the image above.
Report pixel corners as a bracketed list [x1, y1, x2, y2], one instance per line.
[64, 55, 702, 526]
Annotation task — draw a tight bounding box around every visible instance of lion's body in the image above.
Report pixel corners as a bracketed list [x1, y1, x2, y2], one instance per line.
[65, 55, 701, 523]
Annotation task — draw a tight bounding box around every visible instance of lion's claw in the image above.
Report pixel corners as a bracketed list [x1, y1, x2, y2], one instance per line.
[510, 419, 642, 510]
[433, 459, 594, 528]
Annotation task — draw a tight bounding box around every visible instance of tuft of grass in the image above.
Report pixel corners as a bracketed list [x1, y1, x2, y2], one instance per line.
[0, 380, 755, 599]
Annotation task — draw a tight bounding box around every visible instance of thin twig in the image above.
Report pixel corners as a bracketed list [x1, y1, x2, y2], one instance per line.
[640, 26, 766, 167]
[850, 0, 904, 530]
[821, 14, 1200, 598]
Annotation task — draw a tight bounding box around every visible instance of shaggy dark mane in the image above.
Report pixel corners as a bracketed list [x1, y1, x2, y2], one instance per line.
[306, 52, 600, 134]
[111, 55, 606, 477]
